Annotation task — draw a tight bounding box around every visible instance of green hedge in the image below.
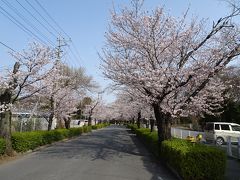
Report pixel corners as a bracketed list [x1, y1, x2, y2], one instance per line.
[162, 139, 226, 180]
[92, 123, 110, 130]
[126, 124, 138, 131]
[0, 138, 6, 155]
[135, 128, 160, 157]
[12, 126, 91, 153]
[82, 126, 92, 133]
[127, 124, 226, 180]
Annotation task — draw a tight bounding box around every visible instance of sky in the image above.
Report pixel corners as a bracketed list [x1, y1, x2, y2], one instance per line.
[0, 0, 235, 103]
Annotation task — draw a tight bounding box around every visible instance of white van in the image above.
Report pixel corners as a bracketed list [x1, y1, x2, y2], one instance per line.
[204, 122, 240, 145]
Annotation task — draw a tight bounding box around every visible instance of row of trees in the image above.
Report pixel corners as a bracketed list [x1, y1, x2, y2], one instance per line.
[106, 65, 240, 130]
[0, 42, 97, 155]
[101, 0, 240, 145]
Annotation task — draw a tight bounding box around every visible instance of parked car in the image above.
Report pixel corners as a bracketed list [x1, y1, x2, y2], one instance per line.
[204, 122, 240, 145]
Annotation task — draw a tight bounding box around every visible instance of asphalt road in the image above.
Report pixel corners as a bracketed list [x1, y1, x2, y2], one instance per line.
[0, 125, 176, 180]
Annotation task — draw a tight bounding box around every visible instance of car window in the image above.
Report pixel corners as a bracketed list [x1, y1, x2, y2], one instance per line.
[221, 124, 230, 131]
[232, 125, 240, 132]
[215, 124, 220, 130]
[205, 123, 214, 130]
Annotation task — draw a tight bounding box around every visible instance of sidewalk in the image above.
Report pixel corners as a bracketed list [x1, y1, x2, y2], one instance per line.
[225, 157, 240, 180]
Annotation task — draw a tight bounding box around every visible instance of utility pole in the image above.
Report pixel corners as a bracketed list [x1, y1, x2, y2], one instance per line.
[56, 37, 67, 62]
[50, 37, 67, 130]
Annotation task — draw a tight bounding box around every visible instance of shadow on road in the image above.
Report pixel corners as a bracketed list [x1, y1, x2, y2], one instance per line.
[35, 125, 177, 180]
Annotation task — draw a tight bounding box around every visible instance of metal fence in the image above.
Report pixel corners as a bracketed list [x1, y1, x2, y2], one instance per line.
[171, 127, 240, 159]
[171, 127, 205, 140]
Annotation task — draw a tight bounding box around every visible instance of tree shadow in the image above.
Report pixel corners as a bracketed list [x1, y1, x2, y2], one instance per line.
[34, 125, 177, 179]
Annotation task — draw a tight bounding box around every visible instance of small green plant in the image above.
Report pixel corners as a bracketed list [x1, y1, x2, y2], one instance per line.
[0, 138, 6, 155]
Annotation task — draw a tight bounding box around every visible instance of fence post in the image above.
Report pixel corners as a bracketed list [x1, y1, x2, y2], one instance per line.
[227, 136, 232, 157]
[173, 128, 175, 137]
[188, 131, 191, 137]
[180, 130, 183, 139]
[238, 137, 240, 159]
[20, 118, 23, 132]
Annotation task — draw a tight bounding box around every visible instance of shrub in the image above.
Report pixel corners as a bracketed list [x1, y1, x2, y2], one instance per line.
[12, 131, 44, 152]
[11, 126, 91, 153]
[91, 125, 98, 130]
[0, 138, 6, 155]
[82, 126, 92, 133]
[69, 128, 83, 137]
[161, 139, 226, 180]
[126, 124, 138, 131]
[91, 123, 110, 130]
[135, 128, 160, 157]
[128, 125, 226, 180]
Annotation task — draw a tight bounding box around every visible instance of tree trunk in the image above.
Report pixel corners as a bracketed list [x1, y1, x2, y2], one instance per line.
[150, 118, 154, 132]
[56, 119, 64, 129]
[48, 113, 54, 131]
[153, 103, 171, 145]
[163, 112, 172, 140]
[64, 117, 71, 129]
[0, 110, 13, 156]
[0, 90, 14, 156]
[137, 111, 141, 128]
[131, 117, 135, 124]
[88, 116, 92, 126]
[48, 96, 55, 131]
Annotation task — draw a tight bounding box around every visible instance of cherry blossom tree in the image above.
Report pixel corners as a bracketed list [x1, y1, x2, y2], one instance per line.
[102, 1, 240, 143]
[38, 62, 95, 130]
[37, 61, 67, 130]
[55, 90, 79, 129]
[0, 42, 54, 155]
[92, 102, 109, 122]
[83, 95, 102, 126]
[222, 66, 240, 102]
[106, 89, 152, 126]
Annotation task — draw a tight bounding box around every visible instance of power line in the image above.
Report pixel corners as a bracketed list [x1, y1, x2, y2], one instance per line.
[15, 0, 58, 40]
[0, 7, 32, 38]
[70, 40, 86, 66]
[1, 0, 55, 47]
[2, 0, 84, 67]
[34, 0, 69, 39]
[67, 45, 83, 66]
[0, 4, 48, 45]
[0, 41, 16, 52]
[33, 0, 85, 67]
[16, 0, 58, 38]
[0, 40, 29, 60]
[24, 0, 61, 37]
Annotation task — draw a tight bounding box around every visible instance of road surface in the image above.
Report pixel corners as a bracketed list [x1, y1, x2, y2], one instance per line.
[0, 125, 176, 180]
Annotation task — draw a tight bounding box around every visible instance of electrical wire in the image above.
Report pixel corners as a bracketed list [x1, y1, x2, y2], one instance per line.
[0, 41, 16, 52]
[24, 0, 61, 37]
[15, 0, 58, 40]
[1, 0, 85, 67]
[34, 0, 85, 67]
[1, 0, 55, 47]
[34, 0, 69, 39]
[0, 4, 48, 45]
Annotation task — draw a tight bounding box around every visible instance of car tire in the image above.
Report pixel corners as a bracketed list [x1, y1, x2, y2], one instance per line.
[216, 137, 224, 146]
